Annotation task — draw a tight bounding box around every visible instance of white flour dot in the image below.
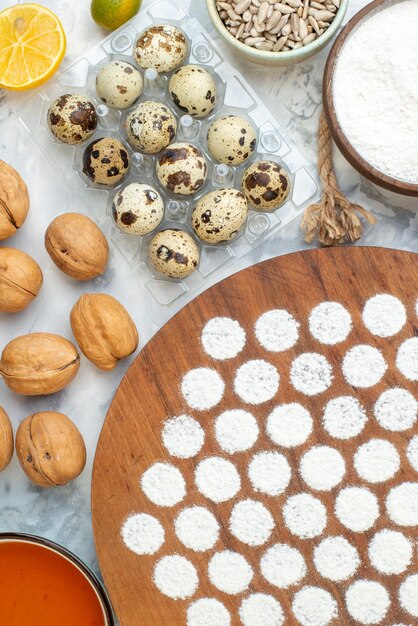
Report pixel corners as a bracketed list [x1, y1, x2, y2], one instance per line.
[396, 337, 418, 381]
[290, 353, 333, 396]
[260, 543, 307, 588]
[181, 368, 224, 411]
[208, 550, 253, 595]
[374, 388, 418, 431]
[283, 493, 327, 539]
[141, 463, 186, 507]
[239, 593, 284, 626]
[248, 451, 291, 496]
[254, 309, 300, 352]
[399, 574, 418, 617]
[162, 415, 204, 458]
[300, 446, 345, 491]
[386, 483, 418, 526]
[368, 529, 413, 575]
[335, 487, 379, 532]
[346, 580, 390, 624]
[342, 344, 387, 388]
[309, 301, 352, 345]
[322, 396, 368, 439]
[266, 403, 313, 448]
[292, 586, 338, 626]
[313, 536, 359, 581]
[201, 317, 246, 360]
[229, 499, 274, 547]
[153, 555, 198, 600]
[215, 409, 258, 454]
[354, 439, 400, 483]
[175, 506, 219, 552]
[187, 598, 230, 626]
[234, 359, 279, 405]
[195, 457, 240, 503]
[121, 513, 165, 555]
[407, 436, 418, 472]
[362, 294, 406, 337]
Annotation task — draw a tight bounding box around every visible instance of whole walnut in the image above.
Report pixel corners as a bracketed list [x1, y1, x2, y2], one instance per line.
[0, 160, 30, 240]
[70, 293, 139, 370]
[45, 213, 109, 280]
[0, 407, 13, 471]
[0, 247, 43, 312]
[16, 411, 86, 487]
[0, 332, 80, 395]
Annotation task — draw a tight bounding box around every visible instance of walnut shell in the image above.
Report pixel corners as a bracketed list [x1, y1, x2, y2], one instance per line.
[0, 160, 30, 241]
[45, 213, 109, 281]
[70, 293, 139, 370]
[16, 411, 86, 487]
[0, 333, 80, 396]
[0, 247, 43, 312]
[0, 406, 13, 471]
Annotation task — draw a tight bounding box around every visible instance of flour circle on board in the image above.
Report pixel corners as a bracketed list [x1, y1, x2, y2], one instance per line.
[248, 451, 291, 496]
[141, 462, 186, 507]
[342, 344, 387, 388]
[195, 456, 241, 503]
[354, 439, 400, 483]
[309, 301, 352, 345]
[215, 409, 259, 454]
[292, 586, 338, 626]
[153, 555, 199, 600]
[234, 359, 279, 405]
[121, 513, 165, 555]
[181, 368, 225, 410]
[283, 493, 327, 539]
[162, 415, 204, 458]
[322, 395, 368, 439]
[174, 506, 219, 552]
[362, 294, 406, 337]
[407, 436, 418, 472]
[396, 337, 418, 381]
[201, 317, 246, 360]
[208, 550, 253, 595]
[386, 482, 418, 526]
[260, 543, 307, 589]
[335, 486, 379, 532]
[368, 529, 413, 575]
[229, 499, 274, 547]
[186, 598, 231, 626]
[266, 403, 313, 448]
[313, 536, 359, 582]
[345, 580, 390, 624]
[299, 446, 345, 491]
[399, 574, 418, 617]
[239, 593, 284, 626]
[374, 387, 418, 431]
[290, 353, 333, 396]
[254, 309, 300, 352]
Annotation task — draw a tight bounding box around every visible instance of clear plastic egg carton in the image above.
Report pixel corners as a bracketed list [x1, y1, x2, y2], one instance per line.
[16, 0, 317, 306]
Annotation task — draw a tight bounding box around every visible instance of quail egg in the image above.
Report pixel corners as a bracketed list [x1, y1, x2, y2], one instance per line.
[242, 160, 291, 211]
[156, 142, 207, 195]
[134, 24, 188, 73]
[96, 60, 143, 110]
[126, 101, 177, 154]
[169, 65, 217, 118]
[207, 115, 257, 165]
[83, 137, 130, 186]
[192, 189, 248, 244]
[149, 229, 199, 278]
[112, 183, 164, 236]
[48, 94, 97, 144]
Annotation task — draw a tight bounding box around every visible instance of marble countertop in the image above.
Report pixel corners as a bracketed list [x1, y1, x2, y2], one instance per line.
[0, 0, 417, 608]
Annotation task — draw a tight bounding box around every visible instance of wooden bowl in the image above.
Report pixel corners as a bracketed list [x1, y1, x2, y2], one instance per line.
[323, 0, 418, 197]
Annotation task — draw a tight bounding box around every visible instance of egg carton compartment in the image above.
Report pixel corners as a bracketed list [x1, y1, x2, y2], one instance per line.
[15, 0, 318, 307]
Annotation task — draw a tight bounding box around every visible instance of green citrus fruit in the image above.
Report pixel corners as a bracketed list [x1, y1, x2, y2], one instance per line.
[91, 0, 141, 31]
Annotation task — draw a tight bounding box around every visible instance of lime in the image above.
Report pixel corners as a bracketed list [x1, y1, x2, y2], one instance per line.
[91, 0, 141, 31]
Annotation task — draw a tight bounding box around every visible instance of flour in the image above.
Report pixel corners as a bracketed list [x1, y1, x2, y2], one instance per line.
[345, 580, 390, 625]
[153, 555, 198, 600]
[266, 403, 313, 448]
[201, 317, 246, 360]
[354, 439, 400, 483]
[283, 493, 327, 539]
[342, 344, 387, 388]
[362, 294, 406, 337]
[187, 598, 230, 626]
[229, 499, 274, 546]
[121, 513, 165, 555]
[239, 594, 284, 626]
[399, 574, 418, 617]
[175, 506, 219, 552]
[299, 446, 345, 491]
[208, 550, 253, 595]
[292, 586, 338, 626]
[313, 536, 359, 582]
[396, 337, 418, 381]
[248, 451, 291, 496]
[141, 462, 186, 507]
[195, 456, 240, 503]
[181, 367, 225, 410]
[386, 482, 418, 526]
[215, 409, 258, 454]
[234, 359, 279, 404]
[162, 415, 204, 458]
[260, 543, 306, 589]
[254, 309, 300, 352]
[308, 301, 352, 345]
[335, 486, 379, 532]
[368, 529, 412, 575]
[322, 395, 367, 439]
[374, 387, 418, 431]
[290, 352, 333, 396]
[407, 436, 418, 471]
[333, 0, 418, 183]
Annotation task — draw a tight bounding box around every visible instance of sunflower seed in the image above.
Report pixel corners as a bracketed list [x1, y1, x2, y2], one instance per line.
[308, 14, 321, 34]
[258, 1, 270, 21]
[291, 12, 300, 35]
[273, 35, 288, 50]
[255, 40, 274, 49]
[274, 3, 295, 13]
[235, 0, 252, 13]
[266, 10, 283, 29]
[299, 17, 308, 39]
[282, 23, 292, 35]
[303, 32, 316, 44]
[246, 35, 266, 44]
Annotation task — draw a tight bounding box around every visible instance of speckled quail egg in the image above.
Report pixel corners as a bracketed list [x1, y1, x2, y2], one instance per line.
[169, 65, 217, 118]
[149, 229, 199, 278]
[207, 115, 257, 165]
[48, 94, 97, 144]
[126, 101, 177, 154]
[112, 183, 164, 236]
[156, 142, 207, 195]
[134, 24, 188, 73]
[83, 137, 130, 186]
[96, 60, 143, 110]
[192, 188, 248, 244]
[242, 160, 291, 211]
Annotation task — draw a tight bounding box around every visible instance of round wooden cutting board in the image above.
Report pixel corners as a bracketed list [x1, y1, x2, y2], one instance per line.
[92, 247, 418, 626]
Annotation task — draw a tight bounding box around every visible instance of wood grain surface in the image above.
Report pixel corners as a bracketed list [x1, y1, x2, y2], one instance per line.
[92, 247, 418, 625]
